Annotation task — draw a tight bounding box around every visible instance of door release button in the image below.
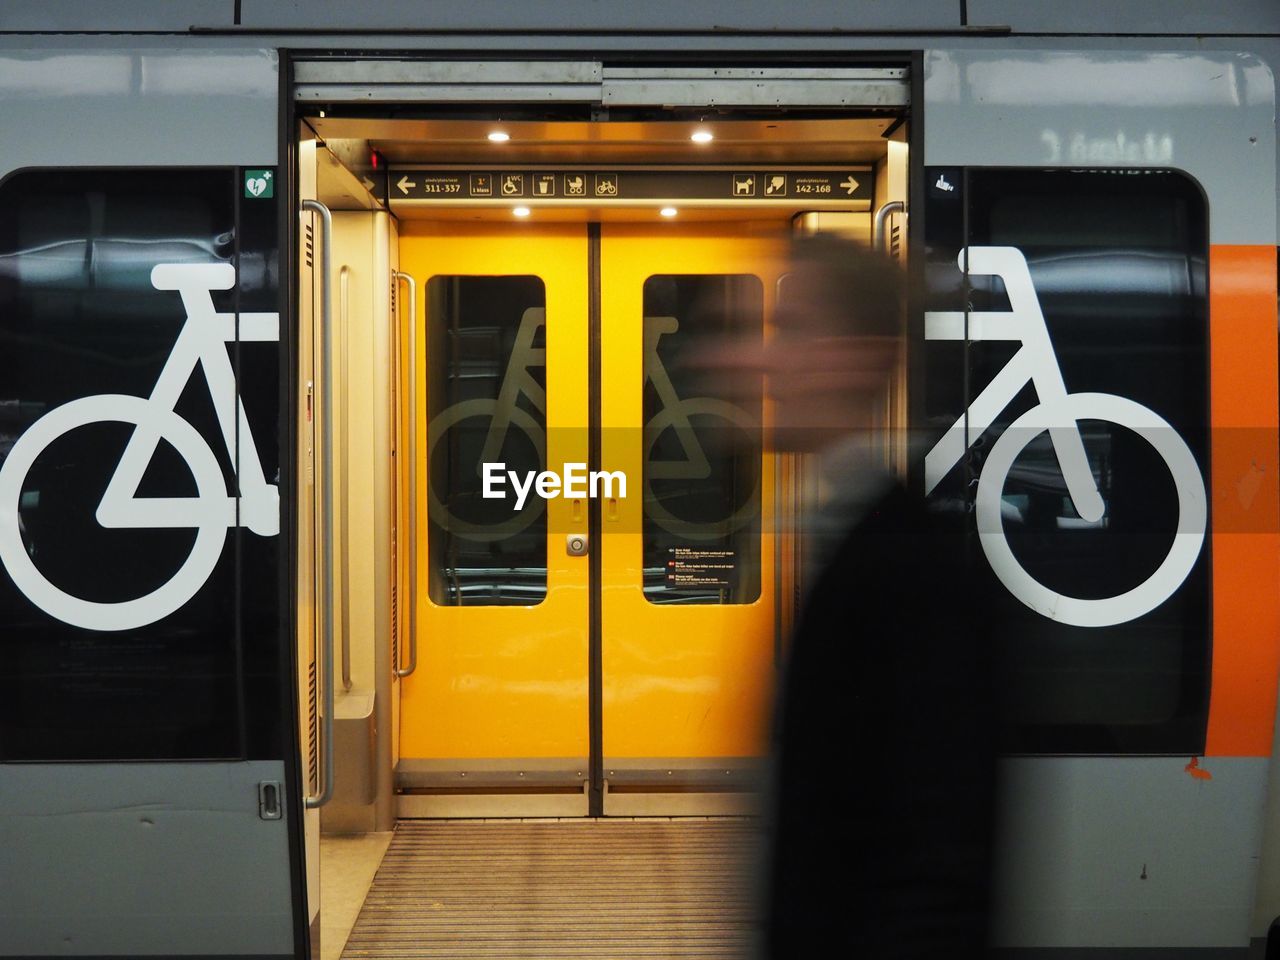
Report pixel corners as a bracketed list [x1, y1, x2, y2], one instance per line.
[566, 534, 589, 557]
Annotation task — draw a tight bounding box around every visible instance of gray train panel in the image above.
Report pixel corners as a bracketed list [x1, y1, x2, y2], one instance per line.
[238, 0, 963, 31]
[12, 0, 1272, 36]
[923, 48, 1276, 246]
[0, 1, 233, 32]
[995, 758, 1268, 950]
[967, 1, 1280, 36]
[0, 763, 294, 955]
[0, 45, 277, 167]
[1251, 691, 1280, 939]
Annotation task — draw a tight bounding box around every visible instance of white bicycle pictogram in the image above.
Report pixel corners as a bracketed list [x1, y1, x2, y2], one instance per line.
[0, 263, 280, 632]
[924, 246, 1206, 628]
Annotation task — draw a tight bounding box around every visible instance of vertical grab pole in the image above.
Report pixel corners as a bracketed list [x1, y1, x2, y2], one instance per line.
[339, 266, 353, 693]
[303, 198, 335, 809]
[393, 272, 419, 679]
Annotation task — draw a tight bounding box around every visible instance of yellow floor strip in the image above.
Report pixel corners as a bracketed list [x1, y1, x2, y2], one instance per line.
[341, 818, 760, 959]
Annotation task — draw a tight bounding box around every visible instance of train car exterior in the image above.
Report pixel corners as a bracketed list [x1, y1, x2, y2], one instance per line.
[1, 3, 1279, 958]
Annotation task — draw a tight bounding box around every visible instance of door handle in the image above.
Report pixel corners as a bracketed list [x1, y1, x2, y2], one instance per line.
[873, 200, 905, 256]
[393, 271, 419, 679]
[302, 198, 335, 810]
[566, 533, 589, 557]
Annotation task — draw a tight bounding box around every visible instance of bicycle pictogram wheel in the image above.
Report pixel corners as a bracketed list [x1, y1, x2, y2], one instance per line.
[974, 392, 1207, 628]
[426, 398, 548, 543]
[0, 394, 230, 632]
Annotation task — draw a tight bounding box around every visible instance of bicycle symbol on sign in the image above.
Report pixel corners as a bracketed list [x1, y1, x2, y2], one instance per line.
[427, 307, 756, 541]
[924, 246, 1206, 627]
[0, 263, 279, 632]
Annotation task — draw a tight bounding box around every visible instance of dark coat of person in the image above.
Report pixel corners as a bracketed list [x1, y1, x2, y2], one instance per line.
[764, 482, 1000, 957]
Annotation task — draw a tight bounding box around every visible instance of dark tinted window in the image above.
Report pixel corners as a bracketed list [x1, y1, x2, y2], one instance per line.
[0, 168, 282, 761]
[923, 168, 1209, 754]
[642, 274, 763, 604]
[425, 275, 548, 605]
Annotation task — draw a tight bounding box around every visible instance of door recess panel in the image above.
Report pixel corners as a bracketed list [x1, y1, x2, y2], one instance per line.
[599, 222, 788, 766]
[398, 223, 590, 764]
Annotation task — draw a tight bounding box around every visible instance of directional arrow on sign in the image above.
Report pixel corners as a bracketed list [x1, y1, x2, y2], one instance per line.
[840, 175, 860, 196]
[361, 177, 376, 192]
[396, 175, 417, 195]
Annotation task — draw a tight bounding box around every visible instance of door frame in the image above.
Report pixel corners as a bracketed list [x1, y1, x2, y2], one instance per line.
[281, 51, 923, 828]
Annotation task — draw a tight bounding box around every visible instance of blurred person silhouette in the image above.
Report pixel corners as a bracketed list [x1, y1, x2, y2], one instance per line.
[752, 236, 999, 958]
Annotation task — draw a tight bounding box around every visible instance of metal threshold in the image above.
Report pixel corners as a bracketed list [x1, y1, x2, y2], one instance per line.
[342, 818, 760, 958]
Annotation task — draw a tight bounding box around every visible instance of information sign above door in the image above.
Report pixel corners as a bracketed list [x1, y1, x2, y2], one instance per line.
[388, 167, 874, 208]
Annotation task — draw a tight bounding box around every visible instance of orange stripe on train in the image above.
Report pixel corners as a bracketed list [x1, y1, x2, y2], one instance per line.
[1205, 244, 1280, 757]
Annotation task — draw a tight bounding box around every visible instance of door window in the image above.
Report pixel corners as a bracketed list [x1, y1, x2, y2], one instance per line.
[642, 274, 763, 605]
[425, 275, 548, 605]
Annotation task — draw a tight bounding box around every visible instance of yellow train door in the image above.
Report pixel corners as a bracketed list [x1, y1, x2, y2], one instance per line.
[396, 222, 592, 815]
[599, 222, 789, 812]
[395, 217, 788, 815]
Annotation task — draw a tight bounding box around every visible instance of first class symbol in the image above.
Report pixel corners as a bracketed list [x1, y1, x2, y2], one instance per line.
[470, 174, 493, 197]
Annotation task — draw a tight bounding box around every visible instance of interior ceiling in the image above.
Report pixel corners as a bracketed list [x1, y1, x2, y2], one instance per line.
[307, 116, 896, 165]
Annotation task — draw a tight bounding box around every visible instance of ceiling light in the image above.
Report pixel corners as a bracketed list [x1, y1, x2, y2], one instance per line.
[513, 206, 530, 218]
[690, 129, 714, 144]
[488, 131, 510, 142]
[660, 207, 678, 218]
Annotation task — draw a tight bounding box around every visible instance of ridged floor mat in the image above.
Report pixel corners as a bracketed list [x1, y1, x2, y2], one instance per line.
[340, 818, 761, 959]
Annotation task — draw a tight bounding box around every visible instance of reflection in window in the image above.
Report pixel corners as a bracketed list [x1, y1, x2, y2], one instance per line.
[425, 276, 547, 605]
[642, 275, 763, 604]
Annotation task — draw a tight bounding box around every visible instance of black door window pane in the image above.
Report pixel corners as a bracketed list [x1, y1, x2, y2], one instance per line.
[0, 168, 257, 761]
[924, 168, 1210, 755]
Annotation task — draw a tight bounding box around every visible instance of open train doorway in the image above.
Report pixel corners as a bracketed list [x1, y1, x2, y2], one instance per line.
[290, 61, 913, 957]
